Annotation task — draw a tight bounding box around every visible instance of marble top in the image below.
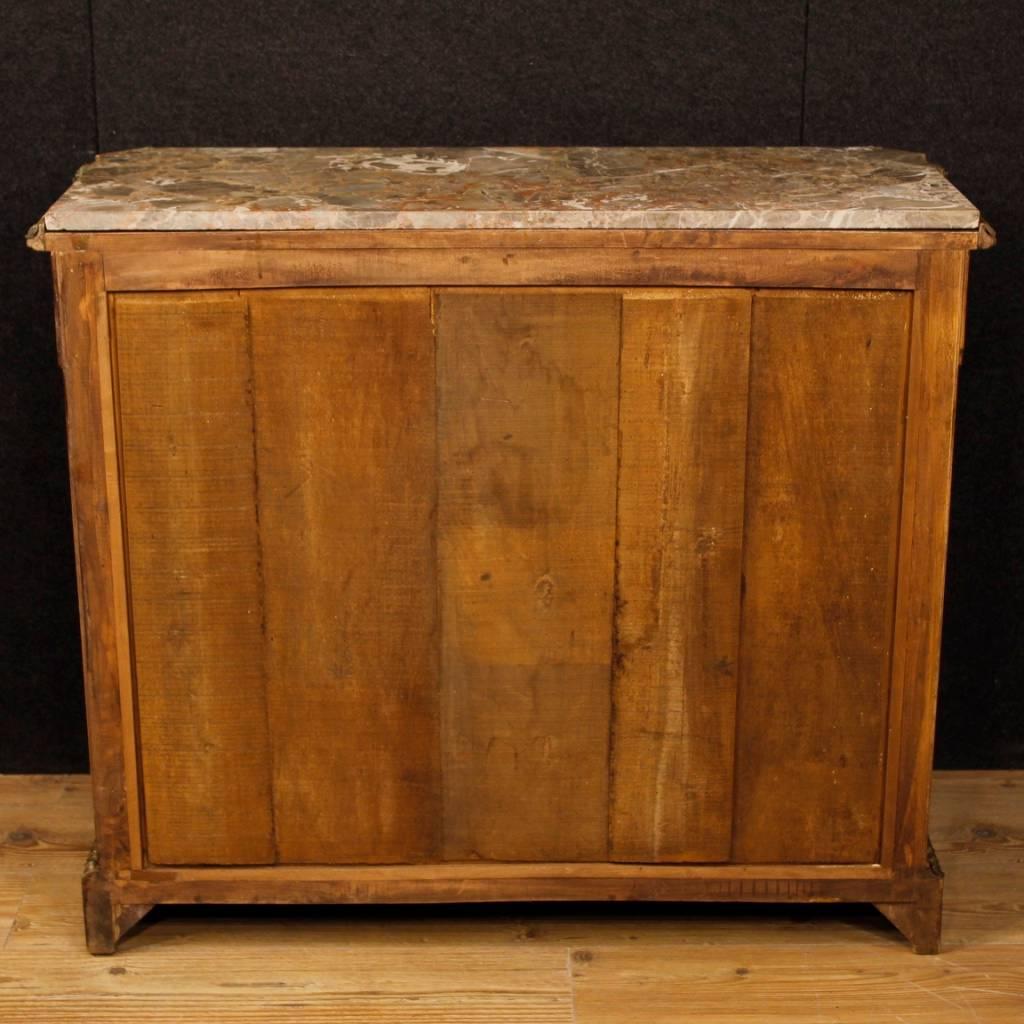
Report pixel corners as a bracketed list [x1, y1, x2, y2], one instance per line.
[38, 146, 980, 233]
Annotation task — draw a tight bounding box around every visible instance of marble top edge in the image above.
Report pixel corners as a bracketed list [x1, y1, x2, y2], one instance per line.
[39, 146, 981, 233]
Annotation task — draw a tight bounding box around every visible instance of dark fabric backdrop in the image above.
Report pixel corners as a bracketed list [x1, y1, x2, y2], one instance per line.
[2, 1, 1021, 771]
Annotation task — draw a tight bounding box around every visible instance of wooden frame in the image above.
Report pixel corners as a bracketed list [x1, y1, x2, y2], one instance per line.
[32, 225, 987, 252]
[46, 228, 977, 954]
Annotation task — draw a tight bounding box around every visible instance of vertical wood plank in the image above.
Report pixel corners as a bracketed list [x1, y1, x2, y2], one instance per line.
[52, 254, 134, 875]
[437, 290, 619, 862]
[114, 292, 275, 865]
[610, 290, 751, 863]
[887, 252, 970, 870]
[93, 272, 145, 870]
[249, 289, 439, 864]
[733, 290, 911, 864]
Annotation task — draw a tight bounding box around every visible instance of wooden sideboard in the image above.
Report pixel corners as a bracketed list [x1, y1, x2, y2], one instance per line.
[29, 147, 989, 953]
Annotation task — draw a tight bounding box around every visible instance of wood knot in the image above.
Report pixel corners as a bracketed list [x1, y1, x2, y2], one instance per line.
[534, 574, 555, 608]
[572, 950, 594, 963]
[695, 528, 718, 555]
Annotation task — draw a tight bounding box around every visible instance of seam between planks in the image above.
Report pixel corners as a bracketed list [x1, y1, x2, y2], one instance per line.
[244, 293, 279, 864]
[726, 290, 757, 863]
[606, 293, 625, 860]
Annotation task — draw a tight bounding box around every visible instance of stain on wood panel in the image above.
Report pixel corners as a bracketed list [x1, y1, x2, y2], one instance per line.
[113, 292, 275, 865]
[733, 290, 911, 864]
[249, 289, 439, 864]
[611, 290, 751, 863]
[436, 290, 620, 861]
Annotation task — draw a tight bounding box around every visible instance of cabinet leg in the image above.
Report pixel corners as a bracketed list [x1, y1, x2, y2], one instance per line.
[875, 843, 944, 954]
[82, 849, 153, 955]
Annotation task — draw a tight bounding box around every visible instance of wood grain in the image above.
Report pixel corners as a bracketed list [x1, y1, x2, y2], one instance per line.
[93, 273, 146, 868]
[125, 861, 892, 884]
[886, 252, 972, 873]
[52, 255, 135, 875]
[876, 883, 944, 955]
[0, 945, 573, 1023]
[83, 848, 152, 954]
[0, 775, 93, 852]
[101, 248, 918, 292]
[930, 772, 1024, 945]
[733, 290, 912, 864]
[248, 289, 439, 864]
[39, 227, 980, 253]
[610, 290, 750, 863]
[436, 290, 620, 861]
[113, 292, 275, 865]
[110, 874, 911, 907]
[569, 944, 1024, 1024]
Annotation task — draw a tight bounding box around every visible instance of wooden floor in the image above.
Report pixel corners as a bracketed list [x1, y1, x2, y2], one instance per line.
[0, 772, 1021, 1021]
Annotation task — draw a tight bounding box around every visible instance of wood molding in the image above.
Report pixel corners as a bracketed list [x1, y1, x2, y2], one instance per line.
[111, 866, 915, 909]
[38, 227, 980, 253]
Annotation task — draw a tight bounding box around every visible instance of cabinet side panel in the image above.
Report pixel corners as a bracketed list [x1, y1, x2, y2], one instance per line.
[55, 255, 134, 872]
[437, 290, 619, 861]
[249, 289, 439, 864]
[733, 290, 911, 864]
[113, 292, 275, 865]
[610, 290, 751, 863]
[888, 251, 969, 869]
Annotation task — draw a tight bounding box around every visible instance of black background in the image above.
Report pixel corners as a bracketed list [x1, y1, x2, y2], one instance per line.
[2, 1, 1021, 772]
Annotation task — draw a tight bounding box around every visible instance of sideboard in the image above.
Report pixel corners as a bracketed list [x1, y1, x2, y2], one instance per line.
[29, 146, 990, 953]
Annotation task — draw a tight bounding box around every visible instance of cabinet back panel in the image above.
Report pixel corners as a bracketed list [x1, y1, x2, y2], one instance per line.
[732, 291, 911, 864]
[114, 284, 910, 868]
[436, 290, 620, 861]
[610, 290, 751, 862]
[113, 292, 276, 865]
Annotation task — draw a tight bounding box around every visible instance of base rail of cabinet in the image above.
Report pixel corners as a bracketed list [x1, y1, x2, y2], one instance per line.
[83, 845, 945, 955]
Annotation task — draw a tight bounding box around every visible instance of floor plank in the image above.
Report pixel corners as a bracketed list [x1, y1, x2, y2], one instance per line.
[931, 772, 1024, 946]
[0, 775, 93, 852]
[0, 946, 573, 1022]
[0, 859, 29, 949]
[569, 944, 1024, 1023]
[4, 852, 86, 950]
[0, 772, 1021, 1021]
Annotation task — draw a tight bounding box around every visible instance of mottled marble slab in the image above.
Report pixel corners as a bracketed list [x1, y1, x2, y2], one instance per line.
[39, 146, 979, 232]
